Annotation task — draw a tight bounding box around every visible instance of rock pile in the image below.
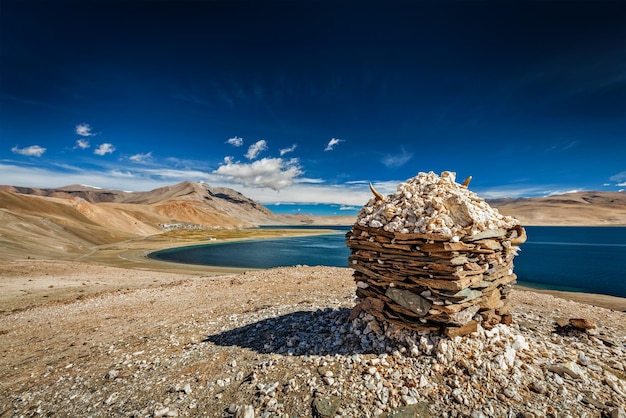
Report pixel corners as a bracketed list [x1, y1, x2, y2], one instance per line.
[346, 171, 527, 337]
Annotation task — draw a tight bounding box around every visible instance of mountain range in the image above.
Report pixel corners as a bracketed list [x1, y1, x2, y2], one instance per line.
[0, 181, 624, 259]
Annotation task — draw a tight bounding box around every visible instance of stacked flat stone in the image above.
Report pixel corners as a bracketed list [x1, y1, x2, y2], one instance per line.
[346, 171, 527, 337]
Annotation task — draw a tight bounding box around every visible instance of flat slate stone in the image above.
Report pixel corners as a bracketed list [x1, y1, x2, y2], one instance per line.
[386, 402, 431, 418]
[385, 288, 432, 316]
[312, 396, 340, 417]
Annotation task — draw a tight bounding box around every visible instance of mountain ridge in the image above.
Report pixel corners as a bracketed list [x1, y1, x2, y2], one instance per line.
[488, 191, 626, 226]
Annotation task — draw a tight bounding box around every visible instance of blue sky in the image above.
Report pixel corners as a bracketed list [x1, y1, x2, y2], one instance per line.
[1, 1, 625, 215]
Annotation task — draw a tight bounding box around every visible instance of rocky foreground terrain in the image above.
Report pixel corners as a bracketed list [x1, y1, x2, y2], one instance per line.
[1, 261, 624, 418]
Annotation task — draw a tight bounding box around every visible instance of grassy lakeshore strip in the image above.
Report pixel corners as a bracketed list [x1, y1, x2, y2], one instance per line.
[79, 227, 343, 275]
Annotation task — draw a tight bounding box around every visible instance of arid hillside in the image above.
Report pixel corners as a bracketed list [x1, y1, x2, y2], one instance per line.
[0, 182, 284, 259]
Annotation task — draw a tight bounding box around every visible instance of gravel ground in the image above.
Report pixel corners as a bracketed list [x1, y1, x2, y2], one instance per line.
[1, 262, 625, 417]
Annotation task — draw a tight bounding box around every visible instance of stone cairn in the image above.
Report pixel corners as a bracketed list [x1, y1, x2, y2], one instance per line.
[346, 171, 527, 337]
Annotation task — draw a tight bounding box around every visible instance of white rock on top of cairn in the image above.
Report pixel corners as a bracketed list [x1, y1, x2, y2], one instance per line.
[346, 171, 527, 337]
[357, 170, 518, 239]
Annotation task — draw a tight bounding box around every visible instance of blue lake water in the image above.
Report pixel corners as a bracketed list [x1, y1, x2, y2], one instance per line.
[149, 226, 626, 298]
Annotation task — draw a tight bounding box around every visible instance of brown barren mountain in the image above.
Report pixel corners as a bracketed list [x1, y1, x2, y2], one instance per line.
[0, 182, 279, 260]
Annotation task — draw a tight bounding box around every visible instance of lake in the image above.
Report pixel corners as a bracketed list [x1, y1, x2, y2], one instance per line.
[149, 226, 626, 298]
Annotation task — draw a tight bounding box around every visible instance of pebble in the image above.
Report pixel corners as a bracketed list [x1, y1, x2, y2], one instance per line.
[104, 370, 118, 380]
[530, 381, 547, 395]
[609, 407, 626, 418]
[154, 407, 170, 417]
[547, 361, 585, 380]
[235, 405, 255, 418]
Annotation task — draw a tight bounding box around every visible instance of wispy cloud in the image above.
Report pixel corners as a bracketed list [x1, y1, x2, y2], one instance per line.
[609, 171, 626, 182]
[129, 152, 153, 163]
[545, 140, 579, 153]
[11, 145, 46, 157]
[226, 136, 243, 147]
[295, 177, 325, 184]
[140, 167, 212, 179]
[163, 156, 213, 171]
[280, 144, 297, 156]
[381, 146, 413, 168]
[476, 185, 581, 199]
[75, 123, 95, 137]
[245, 139, 268, 160]
[213, 157, 302, 190]
[110, 170, 135, 178]
[94, 143, 115, 156]
[324, 138, 343, 151]
[75, 139, 90, 149]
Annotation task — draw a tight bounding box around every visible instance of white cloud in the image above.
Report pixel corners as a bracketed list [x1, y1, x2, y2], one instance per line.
[279, 144, 297, 156]
[324, 138, 343, 151]
[213, 157, 302, 190]
[245, 139, 268, 160]
[227, 136, 243, 147]
[617, 181, 626, 187]
[381, 147, 413, 168]
[11, 145, 46, 157]
[75, 139, 90, 149]
[94, 143, 115, 156]
[75, 123, 95, 137]
[129, 152, 153, 163]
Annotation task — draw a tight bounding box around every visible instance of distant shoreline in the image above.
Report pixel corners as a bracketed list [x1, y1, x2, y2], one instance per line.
[515, 285, 625, 312]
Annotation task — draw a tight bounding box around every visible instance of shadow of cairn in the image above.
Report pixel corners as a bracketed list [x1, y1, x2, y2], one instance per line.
[204, 308, 380, 356]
